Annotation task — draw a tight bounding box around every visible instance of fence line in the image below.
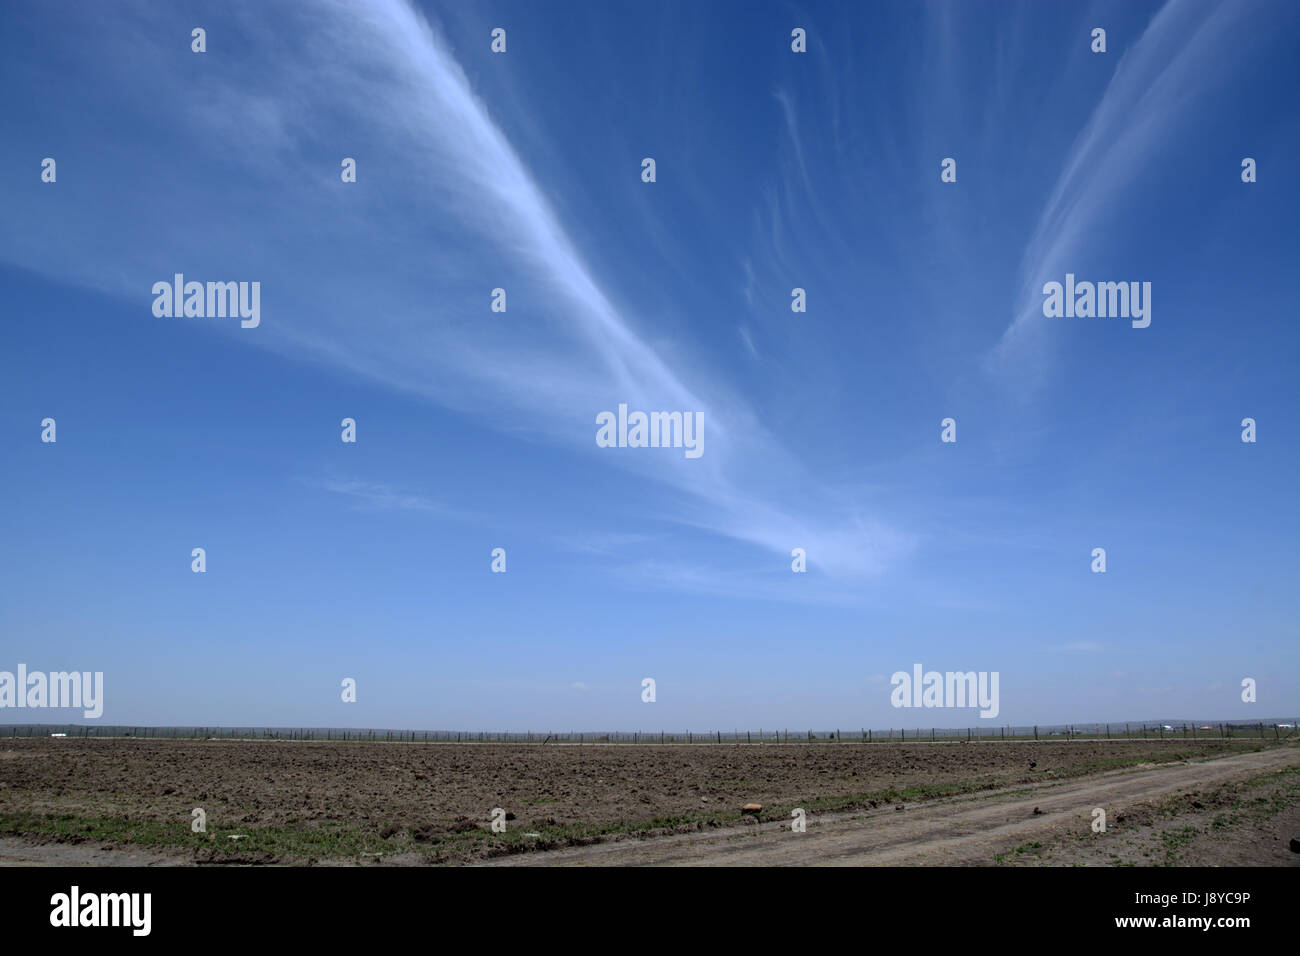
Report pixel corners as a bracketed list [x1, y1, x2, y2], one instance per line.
[3, 721, 1296, 743]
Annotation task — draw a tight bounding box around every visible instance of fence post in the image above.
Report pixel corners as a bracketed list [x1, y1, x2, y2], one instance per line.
[1034, 725, 1038, 740]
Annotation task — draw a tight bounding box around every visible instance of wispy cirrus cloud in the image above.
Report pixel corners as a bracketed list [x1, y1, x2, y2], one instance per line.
[0, 0, 913, 586]
[1059, 641, 1103, 652]
[556, 531, 666, 556]
[988, 0, 1276, 388]
[303, 477, 470, 521]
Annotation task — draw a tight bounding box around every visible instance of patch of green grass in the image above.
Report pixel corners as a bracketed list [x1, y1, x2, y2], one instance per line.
[0, 811, 393, 862]
[995, 840, 1049, 866]
[1210, 812, 1241, 831]
[1159, 825, 1200, 865]
[0, 809, 748, 864]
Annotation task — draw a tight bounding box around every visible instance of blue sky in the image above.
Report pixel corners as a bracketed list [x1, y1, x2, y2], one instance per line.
[1, 0, 1296, 730]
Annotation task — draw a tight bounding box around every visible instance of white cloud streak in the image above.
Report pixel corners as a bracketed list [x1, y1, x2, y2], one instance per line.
[1, 0, 913, 584]
[988, 0, 1269, 386]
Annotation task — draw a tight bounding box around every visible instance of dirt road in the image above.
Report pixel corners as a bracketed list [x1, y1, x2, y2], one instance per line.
[481, 745, 1300, 866]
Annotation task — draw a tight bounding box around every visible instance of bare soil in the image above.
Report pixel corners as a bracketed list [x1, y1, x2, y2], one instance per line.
[480, 744, 1300, 866]
[0, 736, 1293, 865]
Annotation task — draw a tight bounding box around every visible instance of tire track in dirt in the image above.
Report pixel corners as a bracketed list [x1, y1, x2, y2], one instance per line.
[481, 745, 1300, 866]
